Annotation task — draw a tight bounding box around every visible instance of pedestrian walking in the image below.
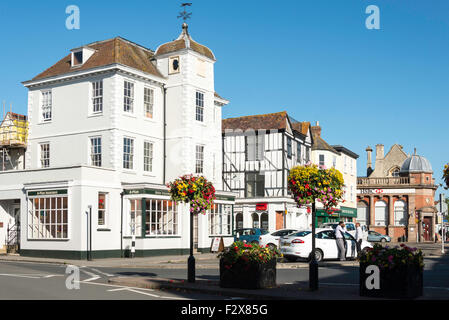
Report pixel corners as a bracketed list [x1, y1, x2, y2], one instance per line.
[335, 221, 346, 261]
[355, 223, 363, 254]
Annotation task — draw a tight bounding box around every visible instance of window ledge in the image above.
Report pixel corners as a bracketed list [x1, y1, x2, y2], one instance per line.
[27, 238, 70, 242]
[88, 112, 103, 118]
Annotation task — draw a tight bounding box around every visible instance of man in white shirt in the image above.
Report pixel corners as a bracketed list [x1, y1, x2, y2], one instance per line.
[355, 223, 363, 254]
[335, 221, 346, 261]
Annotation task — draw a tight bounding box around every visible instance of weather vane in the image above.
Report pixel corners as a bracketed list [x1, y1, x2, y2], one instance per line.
[178, 3, 192, 23]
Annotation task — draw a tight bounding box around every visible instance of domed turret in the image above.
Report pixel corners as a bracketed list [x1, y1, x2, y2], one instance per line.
[154, 23, 215, 61]
[400, 152, 433, 174]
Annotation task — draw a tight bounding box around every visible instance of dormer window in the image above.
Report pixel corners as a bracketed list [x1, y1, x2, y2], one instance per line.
[71, 46, 95, 67]
[73, 51, 83, 66]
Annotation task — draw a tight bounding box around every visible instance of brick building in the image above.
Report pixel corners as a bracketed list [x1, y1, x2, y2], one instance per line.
[357, 144, 438, 242]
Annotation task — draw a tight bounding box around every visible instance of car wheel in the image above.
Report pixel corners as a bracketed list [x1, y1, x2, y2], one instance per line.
[285, 256, 298, 262]
[381, 238, 386, 243]
[268, 243, 277, 250]
[309, 249, 323, 262]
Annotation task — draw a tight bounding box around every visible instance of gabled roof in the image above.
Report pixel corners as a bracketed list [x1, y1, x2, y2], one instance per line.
[155, 23, 215, 61]
[292, 121, 311, 136]
[0, 112, 27, 127]
[222, 111, 288, 132]
[30, 37, 164, 82]
[311, 130, 340, 155]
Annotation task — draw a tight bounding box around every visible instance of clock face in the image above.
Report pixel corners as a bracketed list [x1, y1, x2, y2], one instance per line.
[172, 59, 179, 71]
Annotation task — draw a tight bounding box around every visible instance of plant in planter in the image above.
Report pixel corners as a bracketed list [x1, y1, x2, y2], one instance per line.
[167, 174, 215, 282]
[359, 243, 424, 299]
[218, 241, 282, 289]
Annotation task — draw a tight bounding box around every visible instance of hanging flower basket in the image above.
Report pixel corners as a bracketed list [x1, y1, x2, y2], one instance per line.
[167, 174, 215, 215]
[218, 241, 282, 289]
[288, 163, 345, 213]
[443, 164, 449, 190]
[359, 244, 424, 299]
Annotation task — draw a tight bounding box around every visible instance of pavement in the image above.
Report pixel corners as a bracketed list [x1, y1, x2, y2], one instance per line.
[0, 242, 447, 300]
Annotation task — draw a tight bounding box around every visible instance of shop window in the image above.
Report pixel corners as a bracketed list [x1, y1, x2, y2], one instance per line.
[235, 213, 243, 229]
[394, 200, 408, 226]
[208, 204, 232, 236]
[357, 201, 369, 225]
[28, 196, 68, 239]
[374, 200, 388, 226]
[260, 212, 269, 230]
[144, 199, 178, 236]
[129, 199, 141, 236]
[252, 212, 260, 228]
[98, 193, 107, 226]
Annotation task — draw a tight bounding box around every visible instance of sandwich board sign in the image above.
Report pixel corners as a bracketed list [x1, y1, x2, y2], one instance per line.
[210, 237, 224, 253]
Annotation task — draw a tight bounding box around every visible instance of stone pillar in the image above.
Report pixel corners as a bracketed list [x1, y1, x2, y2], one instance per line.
[407, 195, 417, 242]
[369, 195, 375, 227]
[388, 196, 395, 240]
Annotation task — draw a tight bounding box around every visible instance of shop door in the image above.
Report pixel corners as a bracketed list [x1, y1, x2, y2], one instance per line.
[275, 211, 284, 230]
[423, 217, 432, 241]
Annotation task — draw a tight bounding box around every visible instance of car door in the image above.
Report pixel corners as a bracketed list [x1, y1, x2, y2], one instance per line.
[317, 231, 338, 259]
[344, 232, 357, 258]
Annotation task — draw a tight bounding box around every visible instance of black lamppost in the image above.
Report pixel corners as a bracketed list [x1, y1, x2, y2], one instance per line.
[309, 202, 318, 290]
[188, 210, 195, 282]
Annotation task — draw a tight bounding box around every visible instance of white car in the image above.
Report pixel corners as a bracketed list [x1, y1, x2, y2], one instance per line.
[258, 229, 300, 249]
[321, 222, 368, 239]
[280, 228, 373, 262]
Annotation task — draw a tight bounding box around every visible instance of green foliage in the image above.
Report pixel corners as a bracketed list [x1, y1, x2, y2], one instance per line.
[358, 243, 424, 270]
[288, 163, 345, 213]
[218, 241, 282, 267]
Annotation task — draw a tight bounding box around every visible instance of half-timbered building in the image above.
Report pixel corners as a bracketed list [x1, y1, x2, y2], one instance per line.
[222, 112, 313, 232]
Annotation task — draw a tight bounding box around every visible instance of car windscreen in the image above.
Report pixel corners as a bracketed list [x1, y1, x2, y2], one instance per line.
[260, 229, 269, 235]
[292, 231, 311, 237]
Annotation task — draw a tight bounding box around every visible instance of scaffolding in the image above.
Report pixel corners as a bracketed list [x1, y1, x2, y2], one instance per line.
[0, 108, 28, 171]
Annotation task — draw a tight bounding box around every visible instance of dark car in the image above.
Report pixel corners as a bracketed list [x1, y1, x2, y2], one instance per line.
[233, 228, 268, 244]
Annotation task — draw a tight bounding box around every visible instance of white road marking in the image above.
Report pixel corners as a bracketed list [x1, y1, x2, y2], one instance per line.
[0, 273, 62, 279]
[79, 267, 100, 282]
[87, 267, 114, 277]
[79, 280, 190, 300]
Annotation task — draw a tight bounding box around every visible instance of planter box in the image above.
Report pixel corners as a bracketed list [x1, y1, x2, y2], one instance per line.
[219, 258, 276, 289]
[360, 262, 423, 299]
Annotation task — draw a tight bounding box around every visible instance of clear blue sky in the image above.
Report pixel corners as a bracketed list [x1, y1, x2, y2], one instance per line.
[1, 0, 448, 196]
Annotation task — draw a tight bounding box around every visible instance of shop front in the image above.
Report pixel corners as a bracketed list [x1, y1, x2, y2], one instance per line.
[315, 206, 357, 227]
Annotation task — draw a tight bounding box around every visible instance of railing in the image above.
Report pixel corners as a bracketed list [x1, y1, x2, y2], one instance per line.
[357, 177, 410, 186]
[6, 223, 20, 253]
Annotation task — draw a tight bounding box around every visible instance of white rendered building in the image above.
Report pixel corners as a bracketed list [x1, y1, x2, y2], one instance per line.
[0, 24, 236, 258]
[310, 122, 359, 226]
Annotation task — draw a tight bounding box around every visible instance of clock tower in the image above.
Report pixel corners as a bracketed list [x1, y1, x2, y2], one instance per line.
[154, 23, 226, 189]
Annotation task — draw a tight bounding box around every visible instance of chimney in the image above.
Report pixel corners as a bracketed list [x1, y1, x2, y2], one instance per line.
[311, 121, 321, 137]
[366, 146, 373, 176]
[376, 144, 384, 160]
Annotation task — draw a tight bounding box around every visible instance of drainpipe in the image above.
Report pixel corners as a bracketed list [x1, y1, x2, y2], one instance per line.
[120, 191, 124, 258]
[163, 85, 167, 185]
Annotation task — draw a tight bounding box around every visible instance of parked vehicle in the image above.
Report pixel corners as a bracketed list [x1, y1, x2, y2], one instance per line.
[259, 229, 300, 249]
[367, 230, 391, 243]
[233, 228, 268, 244]
[280, 228, 373, 262]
